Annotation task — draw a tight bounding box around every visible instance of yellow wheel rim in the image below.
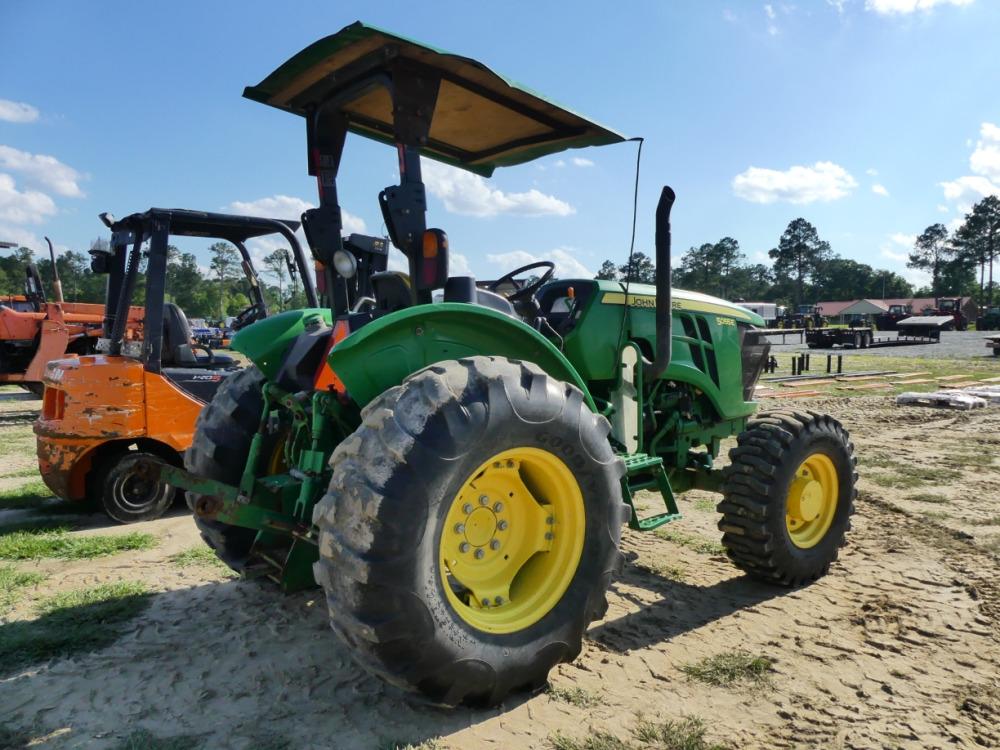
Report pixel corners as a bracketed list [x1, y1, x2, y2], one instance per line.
[438, 447, 585, 634]
[785, 452, 838, 549]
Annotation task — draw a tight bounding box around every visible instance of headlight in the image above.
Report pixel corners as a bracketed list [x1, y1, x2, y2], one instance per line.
[333, 249, 357, 278]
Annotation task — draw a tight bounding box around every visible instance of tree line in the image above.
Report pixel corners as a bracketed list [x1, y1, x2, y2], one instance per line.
[0, 241, 306, 322]
[596, 196, 1000, 307]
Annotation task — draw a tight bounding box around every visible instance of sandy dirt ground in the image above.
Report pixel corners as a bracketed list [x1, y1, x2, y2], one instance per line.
[1, 395, 999, 749]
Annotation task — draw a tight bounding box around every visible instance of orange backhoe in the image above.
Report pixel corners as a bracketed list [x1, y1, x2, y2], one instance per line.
[0, 238, 142, 394]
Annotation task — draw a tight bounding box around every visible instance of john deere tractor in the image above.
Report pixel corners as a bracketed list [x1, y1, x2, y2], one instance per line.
[144, 23, 857, 707]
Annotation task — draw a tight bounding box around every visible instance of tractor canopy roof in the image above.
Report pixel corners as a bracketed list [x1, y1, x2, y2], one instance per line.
[110, 208, 300, 243]
[243, 21, 627, 176]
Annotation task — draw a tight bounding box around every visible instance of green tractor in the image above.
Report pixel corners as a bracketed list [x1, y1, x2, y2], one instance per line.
[144, 22, 857, 706]
[980, 306, 1000, 331]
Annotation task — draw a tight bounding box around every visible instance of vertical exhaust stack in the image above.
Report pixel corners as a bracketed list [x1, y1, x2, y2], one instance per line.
[647, 186, 675, 380]
[45, 237, 64, 303]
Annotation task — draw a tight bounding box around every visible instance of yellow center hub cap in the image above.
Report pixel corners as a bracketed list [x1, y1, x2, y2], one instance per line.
[785, 453, 838, 549]
[439, 447, 585, 634]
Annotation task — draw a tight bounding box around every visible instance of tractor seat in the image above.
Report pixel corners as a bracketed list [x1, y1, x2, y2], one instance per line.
[443, 276, 516, 317]
[162, 303, 234, 368]
[370, 271, 412, 312]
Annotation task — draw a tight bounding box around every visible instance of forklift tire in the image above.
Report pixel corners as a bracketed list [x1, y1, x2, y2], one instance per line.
[185, 366, 266, 571]
[718, 409, 856, 586]
[313, 356, 626, 707]
[93, 449, 178, 524]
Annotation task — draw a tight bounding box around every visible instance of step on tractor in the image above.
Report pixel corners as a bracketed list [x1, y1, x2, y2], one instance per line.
[140, 22, 858, 706]
[1, 238, 142, 395]
[34, 209, 322, 523]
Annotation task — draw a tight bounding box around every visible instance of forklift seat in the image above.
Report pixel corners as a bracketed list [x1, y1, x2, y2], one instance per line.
[162, 303, 233, 368]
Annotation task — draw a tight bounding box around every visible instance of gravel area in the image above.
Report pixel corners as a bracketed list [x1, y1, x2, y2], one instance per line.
[766, 330, 1000, 359]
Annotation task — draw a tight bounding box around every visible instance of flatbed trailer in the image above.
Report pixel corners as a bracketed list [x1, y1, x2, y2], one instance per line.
[806, 327, 941, 349]
[987, 335, 1000, 357]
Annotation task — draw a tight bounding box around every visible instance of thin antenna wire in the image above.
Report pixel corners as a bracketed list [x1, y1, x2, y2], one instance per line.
[615, 137, 645, 366]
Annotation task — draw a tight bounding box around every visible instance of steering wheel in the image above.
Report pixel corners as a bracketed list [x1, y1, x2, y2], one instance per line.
[488, 261, 555, 302]
[230, 303, 261, 332]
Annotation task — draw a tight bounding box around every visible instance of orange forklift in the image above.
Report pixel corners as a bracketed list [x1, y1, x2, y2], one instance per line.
[35, 208, 317, 522]
[1, 238, 142, 394]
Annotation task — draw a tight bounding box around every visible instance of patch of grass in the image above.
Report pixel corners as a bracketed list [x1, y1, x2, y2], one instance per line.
[0, 465, 41, 480]
[0, 581, 152, 672]
[550, 716, 725, 750]
[548, 685, 602, 707]
[168, 546, 235, 576]
[868, 467, 962, 490]
[633, 717, 726, 750]
[654, 528, 725, 556]
[635, 559, 687, 582]
[908, 493, 950, 504]
[111, 729, 203, 750]
[680, 651, 774, 688]
[0, 564, 46, 615]
[0, 528, 156, 560]
[691, 497, 717, 513]
[0, 480, 53, 510]
[920, 510, 950, 520]
[944, 451, 995, 468]
[381, 740, 443, 750]
[861, 454, 901, 470]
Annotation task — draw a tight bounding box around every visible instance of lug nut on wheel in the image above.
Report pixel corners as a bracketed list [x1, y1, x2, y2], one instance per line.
[454, 523, 465, 533]
[459, 542, 470, 553]
[474, 548, 485, 559]
[479, 495, 489, 506]
[493, 502, 503, 512]
[497, 520, 508, 531]
[462, 503, 473, 514]
[490, 539, 500, 550]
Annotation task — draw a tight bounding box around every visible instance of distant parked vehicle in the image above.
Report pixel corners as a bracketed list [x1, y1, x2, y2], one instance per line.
[875, 303, 911, 331]
[980, 306, 1000, 331]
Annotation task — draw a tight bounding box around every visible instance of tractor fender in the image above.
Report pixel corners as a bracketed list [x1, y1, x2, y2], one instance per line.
[232, 307, 333, 380]
[328, 303, 596, 410]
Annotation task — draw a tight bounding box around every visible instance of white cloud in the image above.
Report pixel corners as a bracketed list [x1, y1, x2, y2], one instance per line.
[422, 159, 574, 218]
[0, 99, 39, 124]
[936, 204, 949, 212]
[879, 233, 915, 263]
[866, 0, 974, 14]
[827, 0, 848, 13]
[227, 194, 366, 234]
[571, 157, 595, 168]
[0, 173, 57, 224]
[732, 161, 857, 204]
[0, 223, 42, 249]
[227, 194, 367, 267]
[871, 183, 889, 197]
[723, 8, 739, 22]
[866, 167, 879, 176]
[554, 160, 566, 168]
[0, 145, 85, 198]
[969, 121, 1000, 183]
[487, 248, 593, 279]
[939, 174, 1000, 203]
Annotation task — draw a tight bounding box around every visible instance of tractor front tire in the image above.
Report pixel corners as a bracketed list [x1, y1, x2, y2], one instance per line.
[719, 409, 856, 586]
[185, 366, 266, 571]
[313, 356, 626, 706]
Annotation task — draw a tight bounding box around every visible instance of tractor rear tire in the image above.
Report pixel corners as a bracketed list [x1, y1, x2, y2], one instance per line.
[184, 366, 266, 571]
[313, 356, 626, 707]
[718, 409, 856, 586]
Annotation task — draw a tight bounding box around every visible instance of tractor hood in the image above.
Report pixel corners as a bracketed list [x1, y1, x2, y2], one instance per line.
[243, 21, 627, 176]
[594, 281, 766, 326]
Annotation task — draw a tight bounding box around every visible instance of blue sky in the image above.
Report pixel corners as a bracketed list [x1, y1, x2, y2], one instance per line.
[2, 0, 999, 291]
